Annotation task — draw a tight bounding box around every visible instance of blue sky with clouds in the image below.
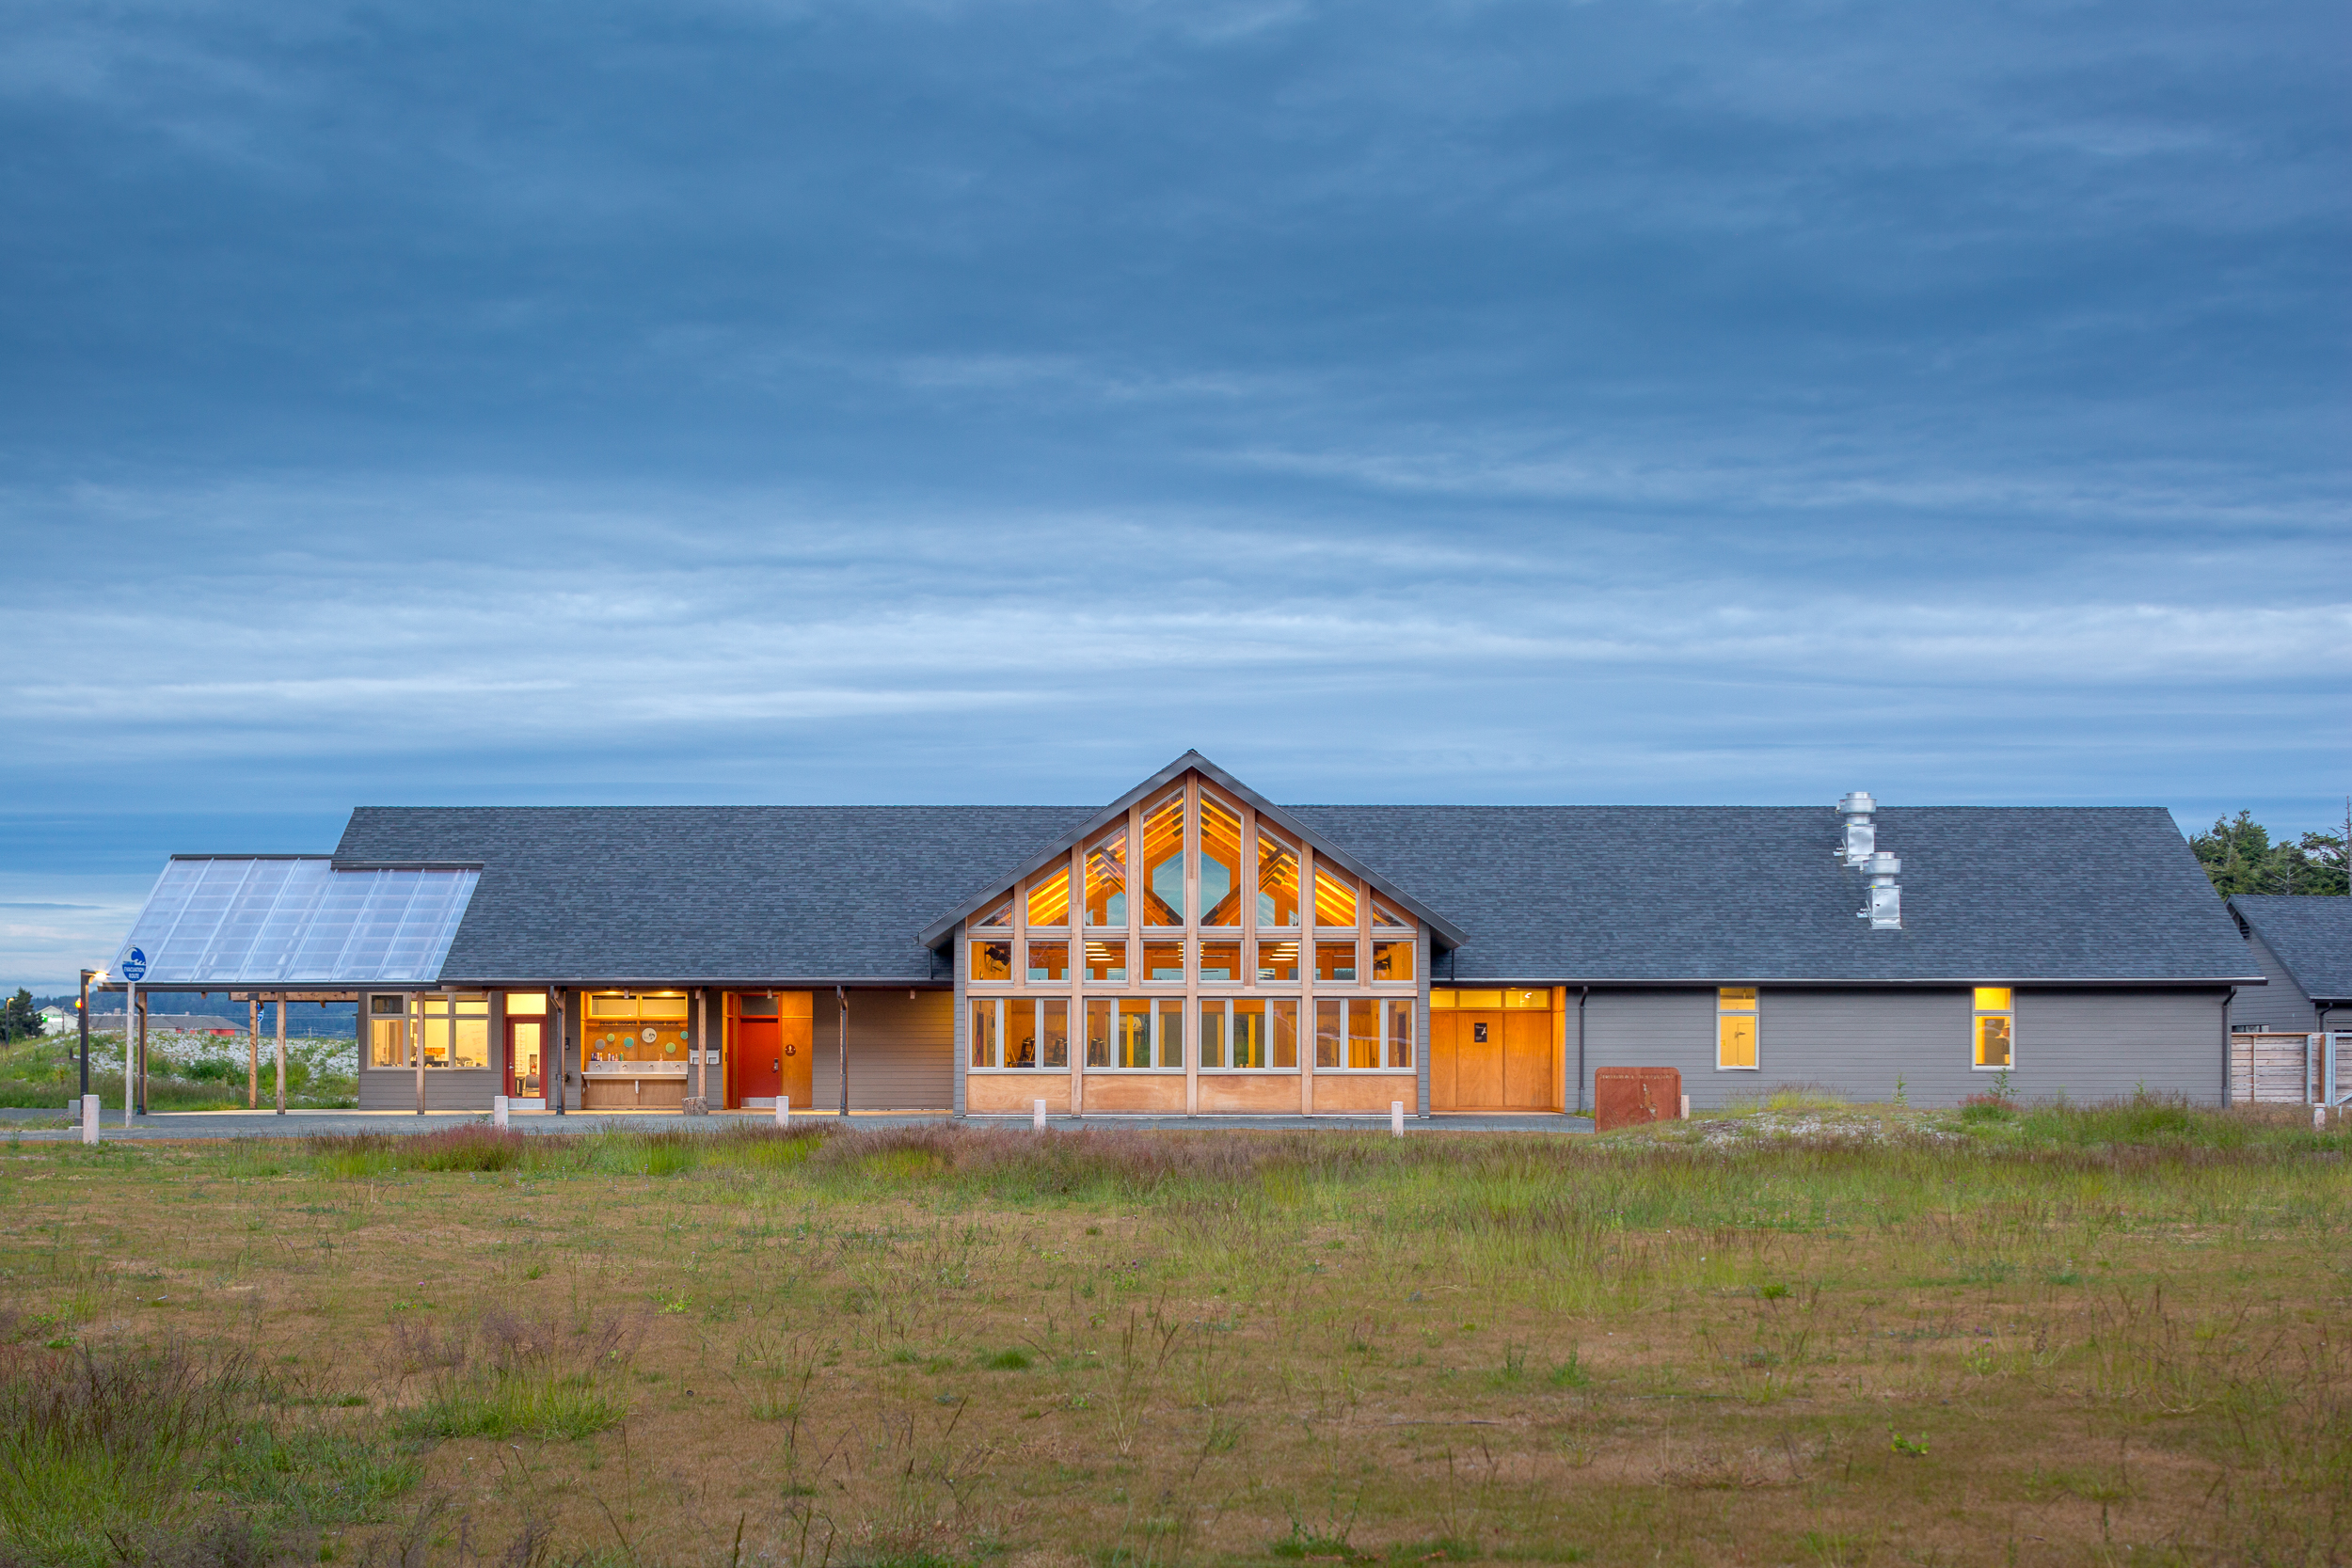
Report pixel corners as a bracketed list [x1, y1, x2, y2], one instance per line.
[3, 0, 2345, 989]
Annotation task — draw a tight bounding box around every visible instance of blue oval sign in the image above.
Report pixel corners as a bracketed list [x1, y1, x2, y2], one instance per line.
[119, 948, 148, 983]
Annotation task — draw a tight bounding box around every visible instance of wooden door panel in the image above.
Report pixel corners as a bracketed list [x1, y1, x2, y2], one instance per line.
[1503, 1012, 1554, 1110]
[780, 1016, 813, 1108]
[1431, 1013, 1460, 1109]
[1459, 1014, 1504, 1108]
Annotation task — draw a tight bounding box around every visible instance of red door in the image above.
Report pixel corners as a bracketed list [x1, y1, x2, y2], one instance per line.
[735, 1015, 782, 1102]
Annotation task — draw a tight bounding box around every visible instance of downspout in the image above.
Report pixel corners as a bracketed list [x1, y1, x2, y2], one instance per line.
[1576, 986, 1590, 1116]
[2221, 987, 2236, 1108]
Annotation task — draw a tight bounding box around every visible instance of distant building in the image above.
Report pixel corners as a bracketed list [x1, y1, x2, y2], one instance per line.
[2226, 896, 2352, 1034]
[40, 1006, 72, 1034]
[85, 1013, 243, 1037]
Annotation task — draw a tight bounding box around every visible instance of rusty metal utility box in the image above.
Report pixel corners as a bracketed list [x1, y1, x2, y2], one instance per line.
[1593, 1067, 1682, 1132]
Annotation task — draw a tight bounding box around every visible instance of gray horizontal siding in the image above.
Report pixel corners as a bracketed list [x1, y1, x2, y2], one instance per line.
[358, 1069, 498, 1111]
[2228, 930, 2318, 1034]
[812, 989, 954, 1111]
[1582, 990, 1715, 1108]
[2018, 990, 2224, 1104]
[1749, 989, 1974, 1107]
[1580, 986, 2230, 1110]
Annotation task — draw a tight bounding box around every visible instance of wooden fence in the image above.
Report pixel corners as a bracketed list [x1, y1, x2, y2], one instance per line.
[2228, 1032, 2348, 1105]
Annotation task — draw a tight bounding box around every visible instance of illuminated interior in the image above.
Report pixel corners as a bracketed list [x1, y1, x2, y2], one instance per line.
[965, 769, 1422, 1079]
[1973, 987, 2013, 1068]
[1141, 789, 1185, 926]
[1084, 821, 1127, 927]
[1717, 987, 1758, 1069]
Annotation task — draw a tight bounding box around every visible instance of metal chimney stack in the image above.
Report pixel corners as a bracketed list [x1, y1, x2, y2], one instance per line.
[1860, 850, 1902, 929]
[1838, 792, 1901, 928]
[1836, 791, 1877, 865]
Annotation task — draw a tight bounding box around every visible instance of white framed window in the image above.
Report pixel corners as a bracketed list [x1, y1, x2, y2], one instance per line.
[1085, 996, 1184, 1069]
[970, 996, 1070, 1070]
[1312, 997, 1414, 1069]
[1972, 988, 2013, 1069]
[1717, 988, 1758, 1070]
[1199, 997, 1299, 1070]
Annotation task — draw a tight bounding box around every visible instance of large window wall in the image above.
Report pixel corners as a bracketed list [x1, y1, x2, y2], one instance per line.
[964, 772, 1422, 1114]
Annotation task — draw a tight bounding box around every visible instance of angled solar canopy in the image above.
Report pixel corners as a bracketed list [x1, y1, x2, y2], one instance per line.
[114, 857, 481, 986]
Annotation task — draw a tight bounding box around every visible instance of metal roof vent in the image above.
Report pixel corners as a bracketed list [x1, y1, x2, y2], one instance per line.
[1860, 850, 1902, 929]
[1836, 791, 1877, 865]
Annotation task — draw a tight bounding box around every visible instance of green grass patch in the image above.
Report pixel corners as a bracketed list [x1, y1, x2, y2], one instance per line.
[394, 1370, 626, 1441]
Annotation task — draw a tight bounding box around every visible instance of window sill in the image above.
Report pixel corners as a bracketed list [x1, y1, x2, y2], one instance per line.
[1310, 1067, 1418, 1074]
[1715, 1065, 1759, 1072]
[970, 1067, 1074, 1074]
[1200, 1069, 1302, 1076]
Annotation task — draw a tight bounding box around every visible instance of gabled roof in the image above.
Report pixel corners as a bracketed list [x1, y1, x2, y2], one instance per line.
[1289, 804, 2258, 984]
[914, 751, 1468, 948]
[316, 792, 2263, 988]
[2229, 895, 2352, 1003]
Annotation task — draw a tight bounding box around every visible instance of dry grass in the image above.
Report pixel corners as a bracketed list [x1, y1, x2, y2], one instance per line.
[0, 1100, 2344, 1565]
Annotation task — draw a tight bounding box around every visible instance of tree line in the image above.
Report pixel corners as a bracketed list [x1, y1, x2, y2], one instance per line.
[2192, 801, 2349, 897]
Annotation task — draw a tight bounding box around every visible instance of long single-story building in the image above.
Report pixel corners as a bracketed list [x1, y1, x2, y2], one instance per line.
[104, 752, 2263, 1117]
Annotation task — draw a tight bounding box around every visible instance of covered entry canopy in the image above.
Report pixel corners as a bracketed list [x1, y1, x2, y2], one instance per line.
[113, 856, 481, 987]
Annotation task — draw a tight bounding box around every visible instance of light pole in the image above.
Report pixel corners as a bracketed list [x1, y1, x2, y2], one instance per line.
[77, 970, 94, 1104]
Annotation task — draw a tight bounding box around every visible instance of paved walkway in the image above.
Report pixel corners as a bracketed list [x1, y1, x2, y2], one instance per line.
[5, 1107, 1591, 1141]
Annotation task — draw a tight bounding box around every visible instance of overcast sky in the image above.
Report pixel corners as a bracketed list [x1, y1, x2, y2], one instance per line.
[3, 0, 2345, 990]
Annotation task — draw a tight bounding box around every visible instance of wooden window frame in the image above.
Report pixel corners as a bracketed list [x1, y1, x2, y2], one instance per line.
[1196, 995, 1303, 1075]
[965, 770, 1422, 1107]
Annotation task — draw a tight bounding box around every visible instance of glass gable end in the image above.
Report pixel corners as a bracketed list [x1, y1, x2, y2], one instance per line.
[116, 858, 480, 985]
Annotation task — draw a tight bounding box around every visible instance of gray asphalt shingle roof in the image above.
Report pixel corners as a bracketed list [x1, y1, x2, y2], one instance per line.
[2229, 895, 2352, 1002]
[1292, 804, 2254, 983]
[334, 797, 2256, 987]
[335, 805, 1090, 983]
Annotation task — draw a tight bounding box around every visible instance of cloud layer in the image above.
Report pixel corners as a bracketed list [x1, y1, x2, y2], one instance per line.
[1, 0, 2344, 985]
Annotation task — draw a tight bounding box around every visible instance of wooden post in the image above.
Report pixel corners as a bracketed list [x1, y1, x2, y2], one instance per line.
[694, 989, 708, 1113]
[135, 990, 148, 1117]
[552, 992, 566, 1115]
[275, 995, 288, 1116]
[413, 1000, 424, 1116]
[248, 999, 260, 1109]
[836, 987, 849, 1117]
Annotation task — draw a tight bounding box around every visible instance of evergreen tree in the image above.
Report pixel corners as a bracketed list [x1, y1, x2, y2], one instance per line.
[2191, 800, 2351, 896]
[0, 989, 40, 1042]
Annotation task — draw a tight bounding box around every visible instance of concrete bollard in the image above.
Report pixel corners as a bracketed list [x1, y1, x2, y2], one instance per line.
[492, 1095, 509, 1129]
[1391, 1101, 1405, 1137]
[776, 1095, 789, 1128]
[80, 1094, 99, 1146]
[1034, 1098, 1047, 1131]
[2318, 1102, 2328, 1132]
[1680, 1094, 1691, 1120]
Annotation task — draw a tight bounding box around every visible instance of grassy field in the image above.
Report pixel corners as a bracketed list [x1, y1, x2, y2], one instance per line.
[0, 1100, 2344, 1566]
[0, 1030, 358, 1112]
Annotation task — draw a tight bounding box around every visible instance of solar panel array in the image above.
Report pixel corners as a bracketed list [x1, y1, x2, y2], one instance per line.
[115, 858, 479, 985]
